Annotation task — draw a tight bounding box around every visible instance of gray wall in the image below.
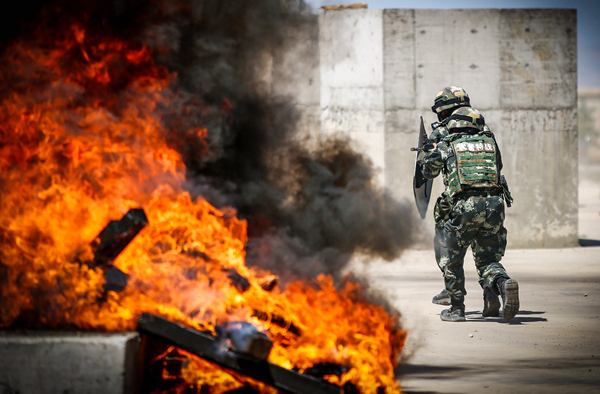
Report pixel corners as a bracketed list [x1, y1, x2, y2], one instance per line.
[314, 8, 578, 249]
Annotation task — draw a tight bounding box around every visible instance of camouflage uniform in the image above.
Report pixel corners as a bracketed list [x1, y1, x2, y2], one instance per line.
[427, 122, 496, 278]
[421, 108, 509, 306]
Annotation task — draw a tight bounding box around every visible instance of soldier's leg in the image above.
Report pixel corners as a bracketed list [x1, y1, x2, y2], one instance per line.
[473, 196, 519, 320]
[441, 240, 469, 302]
[471, 234, 503, 318]
[432, 196, 452, 305]
[441, 198, 484, 306]
[433, 196, 452, 272]
[439, 234, 469, 322]
[434, 225, 446, 272]
[472, 196, 509, 293]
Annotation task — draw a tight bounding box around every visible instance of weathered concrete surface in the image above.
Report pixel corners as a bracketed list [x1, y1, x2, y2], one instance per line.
[319, 9, 386, 184]
[317, 8, 578, 248]
[499, 10, 577, 109]
[0, 331, 140, 394]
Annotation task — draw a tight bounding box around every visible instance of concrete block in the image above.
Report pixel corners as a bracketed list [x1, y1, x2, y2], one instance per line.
[414, 10, 501, 111]
[493, 109, 578, 248]
[499, 9, 577, 109]
[383, 9, 416, 110]
[319, 9, 384, 88]
[0, 331, 140, 394]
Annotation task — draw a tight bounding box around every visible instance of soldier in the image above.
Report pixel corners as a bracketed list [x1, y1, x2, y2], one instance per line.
[426, 87, 501, 318]
[420, 105, 519, 322]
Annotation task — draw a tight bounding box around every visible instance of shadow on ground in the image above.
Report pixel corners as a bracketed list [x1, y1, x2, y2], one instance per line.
[397, 355, 599, 394]
[463, 310, 547, 324]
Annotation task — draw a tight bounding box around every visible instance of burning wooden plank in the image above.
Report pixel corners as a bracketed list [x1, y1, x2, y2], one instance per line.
[79, 208, 148, 294]
[137, 313, 341, 394]
[90, 208, 148, 267]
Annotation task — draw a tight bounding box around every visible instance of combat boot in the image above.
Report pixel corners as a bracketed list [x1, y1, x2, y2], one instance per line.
[482, 287, 500, 317]
[432, 289, 451, 305]
[497, 277, 519, 321]
[440, 305, 466, 322]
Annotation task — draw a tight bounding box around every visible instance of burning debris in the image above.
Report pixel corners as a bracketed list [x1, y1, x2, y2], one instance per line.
[89, 208, 149, 268]
[83, 208, 149, 295]
[138, 313, 338, 394]
[0, 1, 415, 393]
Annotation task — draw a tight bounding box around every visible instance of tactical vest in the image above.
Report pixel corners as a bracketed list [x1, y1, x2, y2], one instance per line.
[446, 132, 499, 198]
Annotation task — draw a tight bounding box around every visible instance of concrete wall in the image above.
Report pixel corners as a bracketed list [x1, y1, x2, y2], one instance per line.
[315, 8, 578, 248]
[272, 14, 322, 141]
[318, 10, 387, 185]
[0, 331, 140, 394]
[579, 88, 600, 162]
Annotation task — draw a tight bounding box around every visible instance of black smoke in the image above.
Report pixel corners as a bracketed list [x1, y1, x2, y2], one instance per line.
[1, 0, 418, 283]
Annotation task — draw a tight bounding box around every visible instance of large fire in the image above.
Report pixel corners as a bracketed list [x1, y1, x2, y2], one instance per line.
[0, 21, 405, 394]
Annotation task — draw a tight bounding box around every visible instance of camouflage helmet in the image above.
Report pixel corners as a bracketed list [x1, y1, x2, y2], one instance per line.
[431, 86, 470, 114]
[445, 107, 485, 131]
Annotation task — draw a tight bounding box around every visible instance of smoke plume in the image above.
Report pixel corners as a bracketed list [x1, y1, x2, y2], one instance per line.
[1, 0, 418, 283]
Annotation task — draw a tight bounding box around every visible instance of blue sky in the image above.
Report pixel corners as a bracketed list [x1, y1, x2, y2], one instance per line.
[306, 0, 600, 88]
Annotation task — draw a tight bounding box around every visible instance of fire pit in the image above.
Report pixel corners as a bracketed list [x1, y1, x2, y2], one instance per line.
[0, 2, 407, 393]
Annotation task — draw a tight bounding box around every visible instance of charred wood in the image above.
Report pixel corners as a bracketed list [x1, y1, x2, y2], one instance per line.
[251, 309, 302, 336]
[102, 265, 129, 293]
[224, 268, 251, 292]
[137, 313, 340, 394]
[303, 362, 348, 379]
[89, 208, 148, 268]
[342, 382, 362, 394]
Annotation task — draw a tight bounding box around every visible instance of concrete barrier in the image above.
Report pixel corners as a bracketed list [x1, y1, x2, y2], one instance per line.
[0, 331, 140, 394]
[312, 8, 578, 248]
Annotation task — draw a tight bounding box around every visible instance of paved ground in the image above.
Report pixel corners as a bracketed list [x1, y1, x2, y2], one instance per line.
[349, 163, 600, 394]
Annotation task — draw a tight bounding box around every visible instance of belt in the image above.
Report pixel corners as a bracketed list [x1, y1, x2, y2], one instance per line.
[455, 188, 502, 199]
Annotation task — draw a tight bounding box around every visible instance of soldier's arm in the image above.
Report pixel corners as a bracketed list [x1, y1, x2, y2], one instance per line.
[421, 142, 445, 180]
[426, 125, 449, 145]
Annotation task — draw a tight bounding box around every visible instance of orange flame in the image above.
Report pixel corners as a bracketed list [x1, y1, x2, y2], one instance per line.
[0, 23, 405, 394]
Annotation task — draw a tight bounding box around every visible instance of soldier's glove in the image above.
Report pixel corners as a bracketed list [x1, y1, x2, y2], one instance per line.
[423, 143, 435, 151]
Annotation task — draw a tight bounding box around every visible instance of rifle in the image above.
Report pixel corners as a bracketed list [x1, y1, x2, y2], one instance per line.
[410, 143, 435, 152]
[500, 175, 514, 208]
